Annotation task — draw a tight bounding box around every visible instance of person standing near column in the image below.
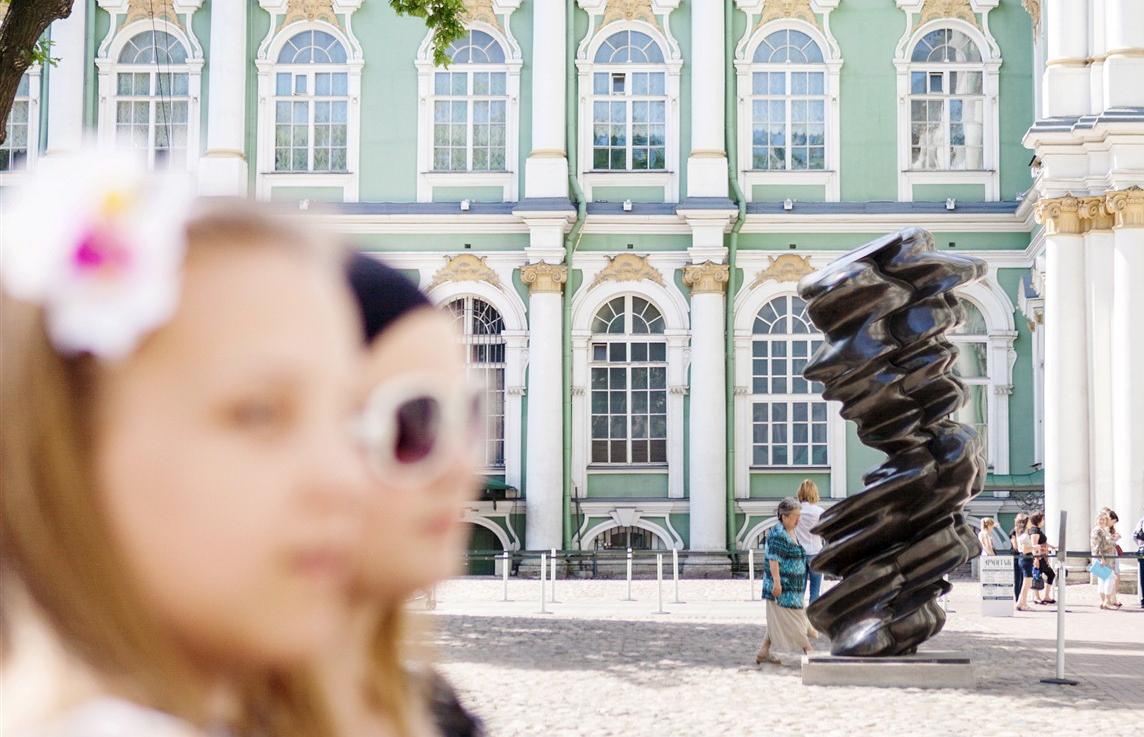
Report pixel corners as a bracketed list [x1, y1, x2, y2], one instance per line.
[794, 479, 825, 604]
[1133, 510, 1144, 609]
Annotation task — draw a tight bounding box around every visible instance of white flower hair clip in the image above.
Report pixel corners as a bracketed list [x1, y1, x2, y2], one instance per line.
[1, 149, 194, 361]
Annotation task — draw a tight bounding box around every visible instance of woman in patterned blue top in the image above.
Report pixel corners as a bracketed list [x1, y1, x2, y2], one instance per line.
[756, 497, 815, 665]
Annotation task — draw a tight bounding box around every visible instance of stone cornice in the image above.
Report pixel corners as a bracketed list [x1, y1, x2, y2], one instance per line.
[1033, 196, 1082, 236]
[520, 262, 568, 293]
[1106, 186, 1144, 229]
[683, 262, 730, 294]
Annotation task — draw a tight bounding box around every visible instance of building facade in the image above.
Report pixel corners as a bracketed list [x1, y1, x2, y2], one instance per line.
[4, 0, 1141, 563]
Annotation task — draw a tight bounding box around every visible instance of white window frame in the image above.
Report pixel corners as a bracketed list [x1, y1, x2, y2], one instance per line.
[893, 13, 1001, 202]
[735, 19, 842, 202]
[0, 64, 42, 183]
[446, 295, 509, 472]
[576, 19, 682, 203]
[256, 18, 363, 201]
[96, 21, 202, 172]
[416, 23, 522, 203]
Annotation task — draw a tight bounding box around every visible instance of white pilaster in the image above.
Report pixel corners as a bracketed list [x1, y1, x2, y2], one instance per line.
[683, 257, 729, 552]
[198, 0, 248, 195]
[1080, 201, 1114, 515]
[521, 256, 568, 551]
[1103, 0, 1144, 109]
[1035, 197, 1091, 555]
[524, 0, 569, 198]
[1043, 0, 1090, 118]
[46, 4, 88, 154]
[1108, 189, 1144, 529]
[685, 0, 728, 198]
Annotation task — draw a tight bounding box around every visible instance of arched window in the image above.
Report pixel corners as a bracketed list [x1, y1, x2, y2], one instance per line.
[750, 295, 827, 467]
[592, 525, 667, 551]
[432, 30, 509, 172]
[447, 296, 506, 468]
[950, 300, 989, 464]
[272, 30, 350, 172]
[907, 28, 984, 171]
[1, 71, 36, 171]
[111, 30, 193, 167]
[590, 295, 667, 465]
[590, 30, 667, 171]
[749, 29, 826, 171]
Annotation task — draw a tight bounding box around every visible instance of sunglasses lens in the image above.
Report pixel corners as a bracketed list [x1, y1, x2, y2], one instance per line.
[394, 396, 441, 464]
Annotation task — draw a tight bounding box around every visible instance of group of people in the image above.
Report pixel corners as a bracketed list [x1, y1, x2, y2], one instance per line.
[1, 151, 486, 737]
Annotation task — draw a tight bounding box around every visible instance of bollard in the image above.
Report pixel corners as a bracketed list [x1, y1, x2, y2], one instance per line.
[625, 548, 634, 601]
[539, 553, 547, 614]
[502, 550, 510, 602]
[941, 574, 954, 613]
[427, 584, 437, 611]
[672, 548, 681, 603]
[550, 548, 558, 603]
[1041, 511, 1077, 685]
[655, 553, 666, 614]
[748, 549, 756, 601]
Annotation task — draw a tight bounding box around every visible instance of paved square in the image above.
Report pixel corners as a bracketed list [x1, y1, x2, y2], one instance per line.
[422, 578, 1143, 737]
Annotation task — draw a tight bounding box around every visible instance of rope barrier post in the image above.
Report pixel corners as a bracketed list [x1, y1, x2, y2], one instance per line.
[427, 584, 437, 611]
[672, 548, 681, 603]
[502, 550, 510, 602]
[655, 553, 666, 614]
[1041, 510, 1077, 685]
[624, 547, 634, 601]
[550, 548, 558, 603]
[748, 548, 755, 601]
[539, 553, 547, 614]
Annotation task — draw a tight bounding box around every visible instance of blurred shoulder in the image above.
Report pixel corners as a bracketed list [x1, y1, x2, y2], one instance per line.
[13, 698, 206, 737]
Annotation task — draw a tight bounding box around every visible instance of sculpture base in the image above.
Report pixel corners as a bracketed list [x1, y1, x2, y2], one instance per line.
[801, 650, 974, 689]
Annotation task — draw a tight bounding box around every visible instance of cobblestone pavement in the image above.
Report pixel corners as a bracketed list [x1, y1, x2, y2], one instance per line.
[418, 577, 1144, 737]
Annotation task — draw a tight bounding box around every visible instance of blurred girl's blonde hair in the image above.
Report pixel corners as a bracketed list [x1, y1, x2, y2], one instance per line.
[1, 202, 337, 730]
[796, 479, 820, 505]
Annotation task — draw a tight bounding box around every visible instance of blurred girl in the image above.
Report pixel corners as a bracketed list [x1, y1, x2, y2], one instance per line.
[794, 479, 825, 604]
[1, 152, 366, 735]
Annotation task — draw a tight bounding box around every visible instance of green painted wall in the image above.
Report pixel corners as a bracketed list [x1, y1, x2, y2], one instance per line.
[194, 5, 211, 156]
[586, 473, 669, 498]
[593, 186, 665, 203]
[991, 0, 1035, 200]
[432, 186, 505, 202]
[752, 184, 826, 203]
[913, 183, 986, 202]
[998, 267, 1037, 473]
[577, 234, 692, 252]
[354, 233, 530, 251]
[269, 186, 344, 202]
[736, 231, 1030, 252]
[846, 421, 886, 495]
[749, 471, 830, 499]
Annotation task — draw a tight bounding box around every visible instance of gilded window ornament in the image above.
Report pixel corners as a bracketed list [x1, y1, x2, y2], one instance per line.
[749, 254, 815, 287]
[917, 0, 979, 29]
[590, 253, 666, 288]
[428, 254, 503, 289]
[603, 0, 657, 26]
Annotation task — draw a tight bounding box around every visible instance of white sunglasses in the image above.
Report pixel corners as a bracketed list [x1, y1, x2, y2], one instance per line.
[354, 376, 485, 485]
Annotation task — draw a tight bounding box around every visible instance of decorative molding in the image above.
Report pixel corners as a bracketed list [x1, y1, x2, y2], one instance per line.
[734, 385, 750, 396]
[428, 254, 503, 289]
[603, 0, 657, 25]
[463, 0, 499, 27]
[993, 384, 1014, 396]
[1021, 0, 1040, 35]
[126, 0, 178, 23]
[1106, 186, 1144, 229]
[520, 262, 568, 293]
[572, 386, 586, 397]
[683, 262, 730, 295]
[759, 0, 819, 29]
[506, 386, 526, 396]
[1033, 196, 1083, 236]
[283, 0, 338, 25]
[750, 254, 815, 287]
[917, 0, 978, 28]
[590, 253, 667, 288]
[669, 385, 689, 395]
[1078, 196, 1114, 232]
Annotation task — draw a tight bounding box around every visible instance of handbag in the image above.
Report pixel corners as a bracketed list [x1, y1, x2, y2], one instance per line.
[1089, 561, 1114, 580]
[1031, 566, 1044, 590]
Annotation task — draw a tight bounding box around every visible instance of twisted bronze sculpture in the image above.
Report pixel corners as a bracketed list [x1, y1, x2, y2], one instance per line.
[798, 227, 987, 657]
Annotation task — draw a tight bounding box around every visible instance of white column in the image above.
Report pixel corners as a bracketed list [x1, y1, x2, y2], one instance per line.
[524, 0, 568, 199]
[1103, 0, 1144, 108]
[684, 259, 729, 552]
[45, 4, 87, 154]
[521, 258, 568, 551]
[685, 0, 727, 198]
[1107, 189, 1144, 527]
[1080, 200, 1115, 515]
[198, 0, 248, 195]
[1035, 197, 1091, 558]
[1043, 0, 1090, 118]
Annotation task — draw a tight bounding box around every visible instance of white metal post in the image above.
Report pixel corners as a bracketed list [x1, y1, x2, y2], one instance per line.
[502, 550, 510, 602]
[625, 548, 634, 601]
[656, 553, 665, 614]
[672, 548, 681, 603]
[539, 553, 547, 614]
[1040, 510, 1077, 685]
[550, 548, 558, 603]
[748, 548, 756, 601]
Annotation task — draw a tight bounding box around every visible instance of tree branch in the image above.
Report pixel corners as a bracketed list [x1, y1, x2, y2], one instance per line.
[0, 0, 74, 146]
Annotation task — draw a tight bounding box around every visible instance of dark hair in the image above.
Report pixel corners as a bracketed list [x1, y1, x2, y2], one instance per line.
[345, 253, 431, 343]
[1030, 511, 1044, 526]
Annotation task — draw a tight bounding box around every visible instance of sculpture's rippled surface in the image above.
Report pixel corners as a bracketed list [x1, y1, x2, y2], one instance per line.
[798, 227, 987, 657]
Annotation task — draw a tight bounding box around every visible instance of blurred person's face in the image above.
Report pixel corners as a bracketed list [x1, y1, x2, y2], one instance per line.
[353, 309, 480, 599]
[781, 508, 801, 530]
[95, 244, 365, 668]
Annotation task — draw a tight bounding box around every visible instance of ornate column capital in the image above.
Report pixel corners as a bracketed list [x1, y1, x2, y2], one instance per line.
[1033, 195, 1083, 236]
[1105, 186, 1144, 229]
[520, 262, 568, 294]
[683, 261, 730, 295]
[1078, 196, 1115, 231]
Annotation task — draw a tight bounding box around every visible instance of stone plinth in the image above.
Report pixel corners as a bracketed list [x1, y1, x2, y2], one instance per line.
[801, 651, 974, 689]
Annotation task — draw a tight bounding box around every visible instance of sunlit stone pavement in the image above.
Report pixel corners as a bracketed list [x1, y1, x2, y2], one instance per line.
[416, 577, 1143, 737]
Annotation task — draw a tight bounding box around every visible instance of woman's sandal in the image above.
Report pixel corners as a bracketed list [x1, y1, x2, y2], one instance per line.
[755, 653, 782, 666]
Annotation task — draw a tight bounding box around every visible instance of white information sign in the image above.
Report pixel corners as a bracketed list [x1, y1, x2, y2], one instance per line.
[980, 555, 1014, 617]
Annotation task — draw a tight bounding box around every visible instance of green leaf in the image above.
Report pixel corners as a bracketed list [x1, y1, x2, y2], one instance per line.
[388, 0, 467, 67]
[27, 38, 60, 67]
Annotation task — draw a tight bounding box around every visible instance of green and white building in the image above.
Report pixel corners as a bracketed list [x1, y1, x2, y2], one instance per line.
[5, 0, 1142, 565]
